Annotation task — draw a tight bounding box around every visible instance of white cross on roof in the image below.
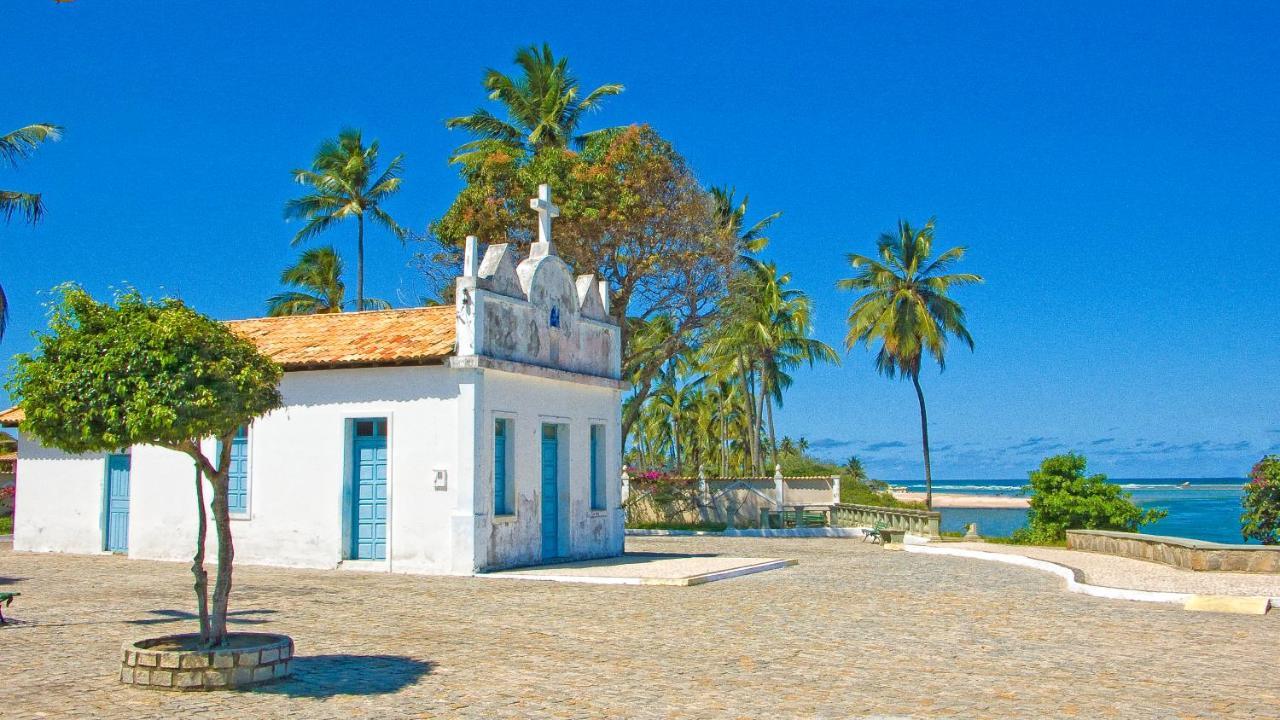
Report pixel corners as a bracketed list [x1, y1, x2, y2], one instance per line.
[529, 183, 560, 249]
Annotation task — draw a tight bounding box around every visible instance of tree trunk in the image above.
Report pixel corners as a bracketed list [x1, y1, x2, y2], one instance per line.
[765, 391, 779, 473]
[190, 464, 210, 645]
[356, 215, 365, 311]
[911, 372, 934, 510]
[719, 394, 728, 478]
[737, 356, 760, 474]
[755, 373, 768, 475]
[208, 473, 235, 646]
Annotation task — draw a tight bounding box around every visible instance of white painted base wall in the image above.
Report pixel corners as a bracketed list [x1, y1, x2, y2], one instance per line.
[11, 363, 623, 575]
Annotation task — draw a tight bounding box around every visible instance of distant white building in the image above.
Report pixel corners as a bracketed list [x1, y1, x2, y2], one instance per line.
[2, 185, 625, 574]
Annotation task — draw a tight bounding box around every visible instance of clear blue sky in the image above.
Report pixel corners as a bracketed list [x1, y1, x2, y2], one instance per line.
[4, 1, 1277, 479]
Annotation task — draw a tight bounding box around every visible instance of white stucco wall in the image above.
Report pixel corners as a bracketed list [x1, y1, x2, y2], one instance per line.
[474, 368, 624, 570]
[124, 364, 469, 574]
[12, 438, 109, 554]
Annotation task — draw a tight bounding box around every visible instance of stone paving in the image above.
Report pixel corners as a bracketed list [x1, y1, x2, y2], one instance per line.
[3, 535, 1278, 719]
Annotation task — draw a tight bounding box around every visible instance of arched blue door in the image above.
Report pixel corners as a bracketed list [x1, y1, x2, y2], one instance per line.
[541, 425, 560, 559]
[104, 454, 131, 553]
[350, 419, 388, 560]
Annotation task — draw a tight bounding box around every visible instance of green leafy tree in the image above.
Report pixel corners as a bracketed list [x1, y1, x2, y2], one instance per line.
[284, 128, 407, 312]
[837, 218, 982, 509]
[445, 43, 623, 162]
[1, 123, 62, 340]
[1013, 453, 1166, 544]
[429, 125, 734, 445]
[1242, 455, 1280, 544]
[7, 287, 283, 647]
[267, 246, 389, 316]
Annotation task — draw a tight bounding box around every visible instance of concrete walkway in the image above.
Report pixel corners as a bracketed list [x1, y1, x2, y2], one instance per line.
[944, 541, 1280, 597]
[481, 552, 795, 585]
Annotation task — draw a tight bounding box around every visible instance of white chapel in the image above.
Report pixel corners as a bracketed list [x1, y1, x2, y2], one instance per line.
[2, 184, 626, 574]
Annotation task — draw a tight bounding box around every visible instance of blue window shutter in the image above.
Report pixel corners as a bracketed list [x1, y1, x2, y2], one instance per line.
[590, 426, 602, 510]
[219, 426, 250, 515]
[494, 420, 507, 514]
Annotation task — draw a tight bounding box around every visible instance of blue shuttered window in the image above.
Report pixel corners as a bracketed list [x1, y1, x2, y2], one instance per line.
[590, 425, 606, 510]
[494, 419, 511, 515]
[217, 426, 250, 516]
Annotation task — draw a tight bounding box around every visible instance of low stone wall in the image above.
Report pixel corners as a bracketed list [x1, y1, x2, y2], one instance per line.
[121, 633, 293, 690]
[831, 503, 941, 540]
[1067, 530, 1280, 573]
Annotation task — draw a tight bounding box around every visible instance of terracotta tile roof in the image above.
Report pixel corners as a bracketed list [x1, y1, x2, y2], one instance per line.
[0, 407, 22, 427]
[0, 452, 15, 462]
[226, 307, 457, 371]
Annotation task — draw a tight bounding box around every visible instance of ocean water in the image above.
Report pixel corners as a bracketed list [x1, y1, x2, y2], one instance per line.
[897, 478, 1252, 544]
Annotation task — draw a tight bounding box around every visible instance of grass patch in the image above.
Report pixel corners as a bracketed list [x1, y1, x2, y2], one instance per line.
[840, 481, 925, 510]
[628, 521, 727, 533]
[941, 529, 1067, 547]
[982, 535, 1067, 547]
[0, 515, 11, 534]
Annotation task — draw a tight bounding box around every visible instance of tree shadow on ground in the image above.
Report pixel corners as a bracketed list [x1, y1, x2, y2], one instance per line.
[254, 655, 435, 698]
[127, 608, 278, 626]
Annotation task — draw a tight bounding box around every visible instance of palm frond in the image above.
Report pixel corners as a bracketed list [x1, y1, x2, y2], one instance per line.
[0, 124, 62, 168]
[0, 190, 45, 224]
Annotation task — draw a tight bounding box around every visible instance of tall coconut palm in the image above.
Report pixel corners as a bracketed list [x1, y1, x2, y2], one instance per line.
[1, 123, 63, 341]
[837, 218, 983, 509]
[711, 186, 781, 266]
[266, 246, 390, 316]
[708, 261, 839, 473]
[284, 129, 407, 311]
[445, 43, 624, 163]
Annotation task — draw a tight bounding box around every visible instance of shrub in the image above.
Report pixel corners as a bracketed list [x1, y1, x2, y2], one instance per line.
[1242, 455, 1280, 545]
[1012, 453, 1165, 544]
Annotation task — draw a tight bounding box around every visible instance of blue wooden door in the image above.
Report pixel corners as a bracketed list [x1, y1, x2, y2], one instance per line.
[541, 425, 559, 558]
[351, 419, 389, 560]
[105, 454, 131, 553]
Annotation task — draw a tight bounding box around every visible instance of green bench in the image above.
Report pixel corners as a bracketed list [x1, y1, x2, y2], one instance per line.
[764, 508, 830, 529]
[0, 592, 18, 625]
[864, 522, 907, 545]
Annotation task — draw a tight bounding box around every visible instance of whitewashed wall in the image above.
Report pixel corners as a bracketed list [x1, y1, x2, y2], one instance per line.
[474, 368, 624, 570]
[11, 361, 623, 574]
[126, 364, 468, 573]
[12, 439, 109, 554]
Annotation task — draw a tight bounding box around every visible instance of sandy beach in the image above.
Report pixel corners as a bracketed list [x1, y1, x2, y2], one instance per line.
[892, 492, 1029, 508]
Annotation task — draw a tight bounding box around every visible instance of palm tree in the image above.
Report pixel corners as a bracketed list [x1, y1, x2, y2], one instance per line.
[711, 186, 781, 266]
[445, 43, 624, 163]
[1, 123, 63, 340]
[709, 260, 840, 472]
[837, 218, 983, 509]
[284, 129, 407, 311]
[266, 246, 390, 316]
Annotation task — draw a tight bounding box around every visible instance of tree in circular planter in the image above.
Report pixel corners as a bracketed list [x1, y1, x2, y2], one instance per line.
[1242, 455, 1280, 545]
[8, 286, 282, 648]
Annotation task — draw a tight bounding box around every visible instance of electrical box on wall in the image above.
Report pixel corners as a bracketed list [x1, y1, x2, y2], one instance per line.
[433, 468, 448, 491]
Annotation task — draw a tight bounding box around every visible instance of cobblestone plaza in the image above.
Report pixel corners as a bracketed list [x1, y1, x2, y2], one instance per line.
[3, 536, 1277, 718]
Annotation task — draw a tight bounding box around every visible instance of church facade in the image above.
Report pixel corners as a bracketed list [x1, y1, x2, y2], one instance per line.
[3, 185, 626, 575]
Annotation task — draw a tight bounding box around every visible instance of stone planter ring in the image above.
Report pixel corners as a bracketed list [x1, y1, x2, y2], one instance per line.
[121, 632, 293, 690]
